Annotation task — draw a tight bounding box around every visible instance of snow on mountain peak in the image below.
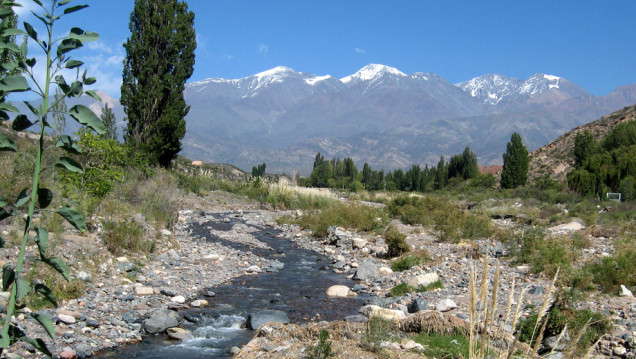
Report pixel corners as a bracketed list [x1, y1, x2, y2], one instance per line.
[341, 64, 406, 83]
[254, 66, 296, 80]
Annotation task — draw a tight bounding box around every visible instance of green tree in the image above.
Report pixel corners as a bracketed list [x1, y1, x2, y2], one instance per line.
[573, 130, 596, 168]
[121, 0, 196, 167]
[252, 162, 266, 177]
[51, 87, 66, 137]
[100, 102, 117, 140]
[501, 132, 529, 189]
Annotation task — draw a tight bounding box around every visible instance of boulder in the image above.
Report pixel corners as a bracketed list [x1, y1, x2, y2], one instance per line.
[326, 285, 357, 298]
[408, 298, 428, 313]
[352, 238, 368, 249]
[360, 305, 406, 321]
[353, 259, 379, 281]
[144, 315, 178, 334]
[58, 314, 76, 325]
[167, 327, 192, 340]
[247, 310, 289, 330]
[436, 299, 457, 312]
[619, 285, 634, 298]
[407, 273, 440, 288]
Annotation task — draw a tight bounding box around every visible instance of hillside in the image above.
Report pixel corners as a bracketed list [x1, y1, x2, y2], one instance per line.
[528, 104, 636, 182]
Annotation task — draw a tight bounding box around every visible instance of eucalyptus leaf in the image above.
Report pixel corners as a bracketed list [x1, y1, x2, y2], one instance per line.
[0, 8, 13, 18]
[23, 22, 37, 41]
[37, 188, 53, 209]
[11, 114, 33, 131]
[55, 206, 86, 232]
[0, 75, 29, 92]
[68, 27, 99, 43]
[34, 227, 48, 258]
[16, 278, 31, 300]
[33, 0, 43, 6]
[55, 135, 82, 154]
[68, 104, 105, 134]
[56, 38, 82, 57]
[23, 101, 39, 116]
[15, 188, 30, 207]
[2, 265, 15, 291]
[34, 283, 57, 307]
[63, 5, 89, 15]
[65, 59, 83, 69]
[55, 157, 83, 173]
[42, 257, 70, 281]
[84, 89, 101, 101]
[31, 312, 56, 340]
[0, 42, 20, 53]
[83, 77, 96, 85]
[0, 132, 17, 151]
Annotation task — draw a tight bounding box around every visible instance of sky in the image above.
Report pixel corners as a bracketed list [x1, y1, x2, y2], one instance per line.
[13, 0, 636, 99]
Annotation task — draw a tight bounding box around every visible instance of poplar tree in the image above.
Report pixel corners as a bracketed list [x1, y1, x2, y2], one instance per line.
[500, 132, 530, 189]
[100, 103, 117, 140]
[121, 0, 196, 167]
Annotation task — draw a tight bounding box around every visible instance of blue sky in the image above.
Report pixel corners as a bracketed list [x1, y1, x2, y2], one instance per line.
[14, 0, 636, 98]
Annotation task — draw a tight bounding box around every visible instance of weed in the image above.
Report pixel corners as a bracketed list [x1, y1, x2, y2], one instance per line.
[384, 226, 409, 258]
[307, 329, 335, 359]
[587, 248, 636, 294]
[390, 251, 429, 271]
[389, 280, 444, 297]
[286, 202, 385, 237]
[102, 218, 153, 255]
[361, 317, 402, 354]
[413, 332, 470, 358]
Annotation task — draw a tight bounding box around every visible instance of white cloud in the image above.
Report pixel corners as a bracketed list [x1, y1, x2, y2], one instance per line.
[258, 43, 269, 54]
[14, 0, 40, 18]
[354, 48, 367, 54]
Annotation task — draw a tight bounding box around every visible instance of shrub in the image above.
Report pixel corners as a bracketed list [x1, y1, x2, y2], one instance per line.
[391, 251, 429, 271]
[308, 329, 335, 359]
[385, 226, 409, 258]
[102, 219, 153, 255]
[389, 280, 443, 297]
[413, 332, 470, 358]
[361, 317, 401, 353]
[587, 248, 636, 294]
[288, 202, 385, 237]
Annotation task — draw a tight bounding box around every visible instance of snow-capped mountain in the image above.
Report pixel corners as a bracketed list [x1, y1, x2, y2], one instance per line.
[177, 64, 636, 174]
[456, 73, 591, 106]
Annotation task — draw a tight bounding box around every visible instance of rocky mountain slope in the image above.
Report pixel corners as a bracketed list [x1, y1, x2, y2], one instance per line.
[528, 104, 636, 182]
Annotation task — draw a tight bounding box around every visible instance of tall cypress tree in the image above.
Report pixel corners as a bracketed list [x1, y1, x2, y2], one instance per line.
[121, 0, 196, 167]
[500, 132, 530, 189]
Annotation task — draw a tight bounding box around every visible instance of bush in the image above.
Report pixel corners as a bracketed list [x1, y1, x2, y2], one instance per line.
[102, 218, 153, 255]
[391, 251, 429, 271]
[587, 248, 636, 294]
[389, 280, 444, 297]
[288, 202, 385, 237]
[308, 329, 335, 359]
[385, 226, 409, 258]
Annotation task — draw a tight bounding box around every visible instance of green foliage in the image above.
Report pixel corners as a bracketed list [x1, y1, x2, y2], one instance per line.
[389, 280, 443, 297]
[121, 0, 196, 168]
[102, 218, 153, 255]
[384, 225, 409, 257]
[413, 332, 470, 359]
[601, 120, 636, 151]
[470, 173, 496, 189]
[573, 130, 597, 168]
[307, 329, 335, 359]
[448, 146, 479, 181]
[361, 317, 401, 353]
[251, 162, 266, 177]
[0, 1, 102, 355]
[501, 132, 530, 189]
[586, 248, 636, 294]
[51, 87, 66, 136]
[100, 102, 117, 140]
[391, 252, 429, 271]
[286, 202, 384, 237]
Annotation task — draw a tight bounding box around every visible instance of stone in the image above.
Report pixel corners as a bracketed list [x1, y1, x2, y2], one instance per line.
[246, 265, 261, 273]
[117, 262, 136, 272]
[59, 349, 77, 359]
[171, 295, 186, 304]
[167, 327, 192, 340]
[619, 285, 634, 297]
[613, 346, 627, 356]
[266, 261, 285, 272]
[401, 339, 420, 350]
[326, 285, 357, 298]
[353, 259, 379, 281]
[378, 266, 393, 275]
[74, 344, 93, 358]
[190, 299, 208, 307]
[407, 272, 440, 288]
[58, 309, 82, 319]
[436, 299, 457, 312]
[161, 229, 172, 237]
[529, 286, 545, 295]
[352, 238, 368, 249]
[58, 314, 76, 324]
[247, 309, 290, 330]
[202, 253, 220, 262]
[361, 305, 406, 321]
[144, 314, 179, 334]
[135, 286, 154, 296]
[544, 333, 569, 351]
[76, 271, 91, 282]
[408, 298, 428, 313]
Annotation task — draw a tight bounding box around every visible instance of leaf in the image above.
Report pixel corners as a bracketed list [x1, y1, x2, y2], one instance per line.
[55, 157, 83, 173]
[55, 206, 86, 232]
[16, 278, 31, 300]
[63, 5, 89, 15]
[25, 57, 36, 67]
[0, 133, 17, 151]
[34, 227, 48, 258]
[68, 27, 99, 43]
[15, 188, 30, 207]
[84, 89, 101, 101]
[68, 104, 105, 134]
[0, 208, 11, 221]
[65, 59, 83, 69]
[1, 29, 24, 36]
[0, 8, 13, 18]
[0, 233, 3, 248]
[18, 336, 52, 357]
[0, 42, 20, 53]
[11, 114, 33, 131]
[2, 265, 15, 291]
[31, 313, 56, 340]
[33, 0, 43, 6]
[34, 283, 57, 307]
[83, 77, 96, 85]
[55, 135, 82, 154]
[37, 188, 53, 209]
[0, 102, 20, 113]
[42, 257, 70, 281]
[58, 0, 72, 6]
[23, 22, 37, 41]
[0, 197, 6, 207]
[68, 80, 83, 97]
[0, 75, 29, 92]
[23, 101, 40, 116]
[56, 38, 82, 57]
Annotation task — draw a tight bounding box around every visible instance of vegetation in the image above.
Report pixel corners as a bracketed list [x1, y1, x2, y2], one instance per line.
[0, 1, 103, 355]
[121, 0, 196, 168]
[389, 280, 444, 297]
[251, 162, 266, 177]
[384, 225, 409, 257]
[100, 103, 117, 140]
[500, 132, 530, 189]
[307, 329, 335, 359]
[390, 251, 429, 271]
[282, 201, 385, 237]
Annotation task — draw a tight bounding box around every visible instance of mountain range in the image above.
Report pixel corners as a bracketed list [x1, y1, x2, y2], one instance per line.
[22, 64, 635, 175]
[179, 64, 636, 174]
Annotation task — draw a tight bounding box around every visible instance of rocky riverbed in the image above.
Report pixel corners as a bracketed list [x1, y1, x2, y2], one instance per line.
[0, 191, 634, 358]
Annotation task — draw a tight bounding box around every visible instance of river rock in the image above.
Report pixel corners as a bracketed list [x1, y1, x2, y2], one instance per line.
[246, 265, 261, 273]
[326, 285, 357, 298]
[436, 299, 457, 312]
[59, 349, 77, 359]
[190, 299, 208, 307]
[171, 295, 186, 303]
[619, 285, 634, 297]
[167, 327, 192, 340]
[144, 314, 179, 334]
[408, 298, 428, 313]
[58, 314, 76, 324]
[360, 305, 406, 321]
[378, 266, 393, 275]
[407, 273, 439, 288]
[353, 259, 378, 281]
[247, 310, 290, 330]
[135, 286, 154, 295]
[352, 238, 368, 249]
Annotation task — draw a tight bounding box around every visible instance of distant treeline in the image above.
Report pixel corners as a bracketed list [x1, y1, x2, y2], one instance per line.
[298, 146, 493, 192]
